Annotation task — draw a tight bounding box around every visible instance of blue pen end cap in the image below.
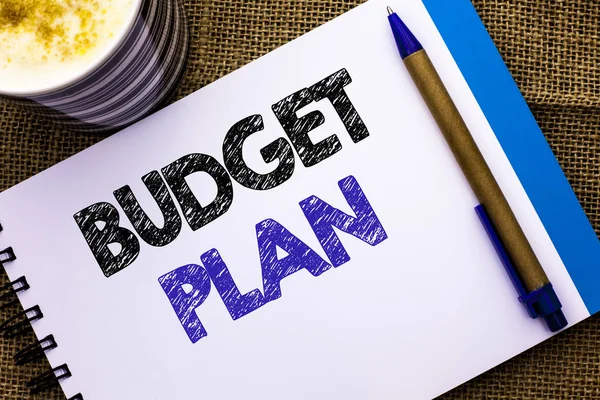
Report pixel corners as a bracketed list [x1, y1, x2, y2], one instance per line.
[543, 309, 568, 332]
[520, 283, 568, 332]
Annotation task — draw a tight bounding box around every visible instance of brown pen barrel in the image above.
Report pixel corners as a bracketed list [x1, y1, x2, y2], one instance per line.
[403, 50, 549, 292]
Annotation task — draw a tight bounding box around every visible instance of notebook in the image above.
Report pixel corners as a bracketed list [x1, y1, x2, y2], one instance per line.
[1, 0, 599, 399]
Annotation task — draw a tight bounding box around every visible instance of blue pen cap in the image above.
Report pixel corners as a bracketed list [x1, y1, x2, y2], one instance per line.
[387, 11, 423, 59]
[522, 283, 568, 332]
[544, 309, 568, 332]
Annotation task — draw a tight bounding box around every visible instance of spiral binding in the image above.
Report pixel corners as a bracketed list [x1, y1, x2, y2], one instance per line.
[0, 242, 82, 397]
[0, 305, 43, 338]
[0, 246, 16, 265]
[0, 276, 29, 310]
[14, 334, 58, 365]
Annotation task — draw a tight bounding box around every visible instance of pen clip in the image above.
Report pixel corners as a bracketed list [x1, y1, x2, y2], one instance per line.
[474, 205, 538, 318]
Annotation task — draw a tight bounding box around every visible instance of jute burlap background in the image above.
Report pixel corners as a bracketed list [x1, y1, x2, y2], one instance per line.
[0, 0, 598, 399]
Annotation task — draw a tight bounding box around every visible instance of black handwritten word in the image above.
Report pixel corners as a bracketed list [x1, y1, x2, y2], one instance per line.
[74, 68, 370, 277]
[158, 175, 388, 343]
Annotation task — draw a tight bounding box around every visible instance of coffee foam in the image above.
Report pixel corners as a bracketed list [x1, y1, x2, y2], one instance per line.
[0, 0, 137, 94]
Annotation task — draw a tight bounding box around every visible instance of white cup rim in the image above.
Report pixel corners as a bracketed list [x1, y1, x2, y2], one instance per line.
[0, 0, 144, 97]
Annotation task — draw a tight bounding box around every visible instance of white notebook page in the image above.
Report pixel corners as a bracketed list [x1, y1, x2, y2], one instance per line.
[0, 0, 588, 399]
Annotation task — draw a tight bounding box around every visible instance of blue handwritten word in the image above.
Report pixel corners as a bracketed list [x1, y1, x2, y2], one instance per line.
[158, 175, 388, 343]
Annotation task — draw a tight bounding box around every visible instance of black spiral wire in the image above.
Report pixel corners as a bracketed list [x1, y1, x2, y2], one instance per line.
[0, 240, 83, 399]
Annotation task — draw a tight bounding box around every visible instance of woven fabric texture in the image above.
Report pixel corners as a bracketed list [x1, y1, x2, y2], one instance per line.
[0, 0, 599, 399]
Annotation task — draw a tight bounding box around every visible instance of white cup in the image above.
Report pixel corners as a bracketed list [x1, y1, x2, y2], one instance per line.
[1, 0, 190, 134]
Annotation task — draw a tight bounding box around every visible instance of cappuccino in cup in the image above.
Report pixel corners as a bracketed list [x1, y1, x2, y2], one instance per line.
[0, 0, 137, 93]
[0, 0, 190, 133]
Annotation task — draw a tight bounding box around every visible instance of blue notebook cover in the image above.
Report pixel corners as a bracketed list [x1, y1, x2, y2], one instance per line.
[425, 0, 600, 314]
